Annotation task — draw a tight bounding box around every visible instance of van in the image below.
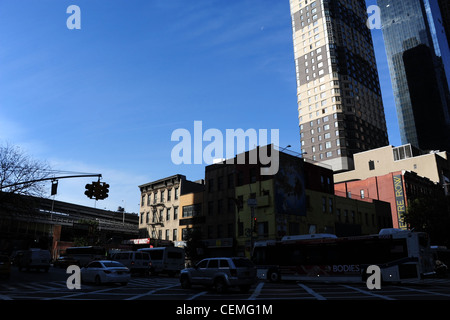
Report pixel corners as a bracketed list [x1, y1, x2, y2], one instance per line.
[138, 247, 185, 276]
[17, 249, 51, 272]
[111, 251, 151, 275]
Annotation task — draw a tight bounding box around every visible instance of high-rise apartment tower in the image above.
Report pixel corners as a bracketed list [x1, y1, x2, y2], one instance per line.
[289, 0, 389, 172]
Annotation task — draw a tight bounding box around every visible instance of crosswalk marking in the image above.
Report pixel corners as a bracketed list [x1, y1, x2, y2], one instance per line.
[1, 276, 449, 300]
[340, 285, 396, 300]
[298, 283, 327, 300]
[248, 282, 264, 300]
[0, 276, 180, 293]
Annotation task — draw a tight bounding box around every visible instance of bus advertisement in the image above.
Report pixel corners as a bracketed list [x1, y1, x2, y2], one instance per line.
[252, 229, 435, 283]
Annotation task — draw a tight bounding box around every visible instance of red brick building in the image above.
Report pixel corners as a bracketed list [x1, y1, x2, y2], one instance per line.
[335, 170, 442, 229]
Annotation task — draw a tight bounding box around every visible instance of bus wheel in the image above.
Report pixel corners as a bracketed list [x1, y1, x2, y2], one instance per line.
[268, 270, 280, 282]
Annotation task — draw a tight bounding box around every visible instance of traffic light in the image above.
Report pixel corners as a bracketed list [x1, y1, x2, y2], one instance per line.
[84, 183, 94, 199]
[98, 182, 109, 200]
[253, 217, 258, 233]
[85, 181, 109, 200]
[51, 180, 58, 196]
[103, 183, 109, 199]
[92, 181, 102, 200]
[92, 181, 110, 200]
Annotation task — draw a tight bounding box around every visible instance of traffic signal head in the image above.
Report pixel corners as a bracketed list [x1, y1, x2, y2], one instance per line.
[84, 183, 94, 199]
[85, 181, 109, 200]
[101, 183, 110, 200]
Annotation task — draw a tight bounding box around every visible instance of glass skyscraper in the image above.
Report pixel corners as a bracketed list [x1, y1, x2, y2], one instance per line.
[378, 0, 450, 152]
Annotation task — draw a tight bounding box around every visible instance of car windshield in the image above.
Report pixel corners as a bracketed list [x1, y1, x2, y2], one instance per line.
[102, 261, 125, 268]
[232, 258, 254, 268]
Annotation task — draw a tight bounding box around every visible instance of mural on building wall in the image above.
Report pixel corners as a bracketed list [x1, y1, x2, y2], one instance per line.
[274, 156, 306, 216]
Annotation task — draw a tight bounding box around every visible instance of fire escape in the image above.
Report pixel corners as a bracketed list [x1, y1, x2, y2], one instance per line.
[148, 199, 166, 240]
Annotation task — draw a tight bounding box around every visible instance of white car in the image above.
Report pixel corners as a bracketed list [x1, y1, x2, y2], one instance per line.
[81, 260, 130, 285]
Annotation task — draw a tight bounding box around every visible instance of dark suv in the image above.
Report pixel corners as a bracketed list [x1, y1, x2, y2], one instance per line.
[180, 257, 257, 293]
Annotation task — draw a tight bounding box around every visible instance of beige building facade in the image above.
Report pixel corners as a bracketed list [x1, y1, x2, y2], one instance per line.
[138, 175, 183, 244]
[334, 144, 450, 190]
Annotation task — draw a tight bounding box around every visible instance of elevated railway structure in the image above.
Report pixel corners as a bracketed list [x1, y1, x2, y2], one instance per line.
[0, 192, 138, 256]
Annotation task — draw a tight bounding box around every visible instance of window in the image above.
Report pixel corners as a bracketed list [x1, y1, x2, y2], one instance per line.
[182, 204, 202, 218]
[208, 179, 214, 192]
[207, 260, 219, 268]
[175, 187, 179, 200]
[174, 207, 178, 220]
[227, 174, 234, 189]
[197, 259, 208, 268]
[173, 229, 177, 241]
[238, 222, 244, 236]
[217, 199, 223, 215]
[166, 208, 171, 221]
[368, 160, 375, 170]
[237, 195, 244, 210]
[208, 201, 214, 215]
[219, 259, 230, 269]
[218, 176, 224, 190]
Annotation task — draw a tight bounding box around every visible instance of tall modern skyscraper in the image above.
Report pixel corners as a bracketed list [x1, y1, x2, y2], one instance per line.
[289, 0, 389, 173]
[378, 0, 450, 152]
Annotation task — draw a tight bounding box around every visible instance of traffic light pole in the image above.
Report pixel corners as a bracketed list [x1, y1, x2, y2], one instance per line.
[0, 174, 102, 190]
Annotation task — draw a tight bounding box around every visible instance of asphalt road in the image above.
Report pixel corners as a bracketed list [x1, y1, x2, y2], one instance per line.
[1, 266, 450, 301]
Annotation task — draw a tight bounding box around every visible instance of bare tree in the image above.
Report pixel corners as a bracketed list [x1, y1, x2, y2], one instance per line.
[0, 142, 51, 197]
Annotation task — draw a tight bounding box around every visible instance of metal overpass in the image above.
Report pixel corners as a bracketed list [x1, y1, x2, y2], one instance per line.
[0, 192, 139, 254]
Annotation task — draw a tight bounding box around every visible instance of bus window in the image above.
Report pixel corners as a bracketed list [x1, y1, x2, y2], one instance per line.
[149, 250, 163, 260]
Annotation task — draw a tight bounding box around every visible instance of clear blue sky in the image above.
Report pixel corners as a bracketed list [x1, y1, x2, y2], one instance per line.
[0, 0, 400, 214]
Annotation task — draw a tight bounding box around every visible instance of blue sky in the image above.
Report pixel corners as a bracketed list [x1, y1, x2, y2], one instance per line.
[0, 0, 399, 214]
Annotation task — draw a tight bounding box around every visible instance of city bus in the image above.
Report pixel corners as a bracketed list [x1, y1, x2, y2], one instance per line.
[252, 229, 435, 283]
[65, 246, 107, 267]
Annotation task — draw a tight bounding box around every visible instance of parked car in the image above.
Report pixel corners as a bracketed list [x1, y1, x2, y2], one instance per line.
[0, 255, 11, 279]
[17, 249, 51, 272]
[53, 255, 79, 268]
[81, 260, 130, 285]
[180, 257, 257, 293]
[111, 251, 151, 275]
